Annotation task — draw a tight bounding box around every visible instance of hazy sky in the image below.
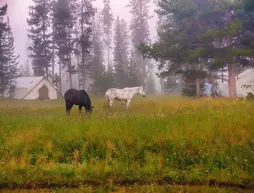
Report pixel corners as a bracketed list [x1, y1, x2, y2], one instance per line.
[2, 0, 158, 67]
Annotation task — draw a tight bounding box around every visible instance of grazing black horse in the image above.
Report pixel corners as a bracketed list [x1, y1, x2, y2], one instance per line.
[64, 88, 94, 115]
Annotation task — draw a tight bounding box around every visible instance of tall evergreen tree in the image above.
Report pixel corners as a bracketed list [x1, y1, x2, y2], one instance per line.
[27, 0, 52, 77]
[5, 17, 19, 98]
[127, 50, 140, 87]
[49, 0, 57, 85]
[72, 0, 81, 89]
[0, 4, 8, 98]
[127, 0, 151, 86]
[162, 75, 182, 95]
[101, 0, 113, 67]
[105, 62, 115, 89]
[113, 16, 129, 88]
[77, 0, 95, 89]
[191, 0, 253, 97]
[95, 62, 115, 94]
[90, 12, 106, 94]
[181, 69, 206, 97]
[139, 0, 208, 97]
[240, 0, 254, 63]
[139, 0, 254, 97]
[53, 0, 77, 89]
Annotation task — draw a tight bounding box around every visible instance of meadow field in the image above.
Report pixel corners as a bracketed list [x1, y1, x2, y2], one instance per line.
[0, 96, 254, 193]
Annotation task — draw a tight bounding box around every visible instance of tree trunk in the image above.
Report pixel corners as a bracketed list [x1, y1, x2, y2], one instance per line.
[75, 25, 80, 89]
[196, 78, 200, 97]
[228, 63, 237, 97]
[76, 54, 81, 89]
[80, 0, 86, 90]
[52, 41, 55, 83]
[221, 67, 224, 83]
[160, 78, 163, 95]
[107, 42, 110, 67]
[1, 83, 3, 98]
[77, 72, 81, 90]
[141, 55, 145, 86]
[42, 19, 48, 78]
[69, 73, 73, 89]
[59, 60, 62, 94]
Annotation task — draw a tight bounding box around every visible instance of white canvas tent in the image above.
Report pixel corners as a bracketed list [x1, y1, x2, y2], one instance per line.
[10, 76, 59, 100]
[219, 68, 254, 97]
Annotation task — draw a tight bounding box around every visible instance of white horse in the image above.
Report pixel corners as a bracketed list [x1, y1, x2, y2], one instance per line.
[105, 86, 146, 111]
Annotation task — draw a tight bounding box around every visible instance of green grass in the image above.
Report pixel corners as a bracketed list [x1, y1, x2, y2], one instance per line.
[0, 96, 254, 192]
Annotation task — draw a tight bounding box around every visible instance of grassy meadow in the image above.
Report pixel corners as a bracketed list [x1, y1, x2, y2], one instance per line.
[0, 96, 254, 192]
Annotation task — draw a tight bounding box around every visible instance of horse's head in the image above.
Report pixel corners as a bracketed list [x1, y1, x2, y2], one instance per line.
[87, 106, 94, 113]
[138, 86, 146, 97]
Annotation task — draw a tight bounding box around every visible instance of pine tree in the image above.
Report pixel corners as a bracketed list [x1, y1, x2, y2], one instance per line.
[235, 0, 254, 92]
[162, 75, 182, 95]
[181, 69, 206, 97]
[27, 0, 52, 77]
[138, 0, 208, 97]
[90, 12, 106, 94]
[0, 4, 8, 98]
[113, 16, 129, 88]
[127, 0, 151, 86]
[105, 63, 115, 89]
[5, 16, 19, 98]
[139, 0, 254, 97]
[240, 0, 254, 64]
[77, 0, 95, 89]
[101, 0, 113, 67]
[96, 63, 115, 93]
[127, 50, 140, 87]
[72, 0, 81, 89]
[53, 0, 77, 89]
[192, 0, 253, 97]
[49, 0, 57, 85]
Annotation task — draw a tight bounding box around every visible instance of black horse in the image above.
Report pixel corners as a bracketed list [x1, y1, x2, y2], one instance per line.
[64, 88, 94, 115]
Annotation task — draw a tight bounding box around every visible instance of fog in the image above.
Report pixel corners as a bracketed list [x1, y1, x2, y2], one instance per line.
[3, 0, 161, 92]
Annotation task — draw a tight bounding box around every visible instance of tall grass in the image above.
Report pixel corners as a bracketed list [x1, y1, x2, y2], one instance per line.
[0, 96, 253, 191]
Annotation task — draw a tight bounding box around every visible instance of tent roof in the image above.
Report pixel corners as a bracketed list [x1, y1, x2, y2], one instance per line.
[238, 68, 254, 79]
[15, 76, 44, 89]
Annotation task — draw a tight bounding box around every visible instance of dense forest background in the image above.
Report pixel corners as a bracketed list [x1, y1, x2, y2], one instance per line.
[0, 0, 253, 97]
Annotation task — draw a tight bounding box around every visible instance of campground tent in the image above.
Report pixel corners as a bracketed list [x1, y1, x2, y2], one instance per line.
[9, 76, 59, 100]
[219, 68, 254, 97]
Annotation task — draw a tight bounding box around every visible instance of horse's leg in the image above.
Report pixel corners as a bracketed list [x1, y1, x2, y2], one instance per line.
[106, 96, 111, 111]
[108, 102, 111, 111]
[108, 99, 113, 112]
[126, 99, 131, 111]
[79, 105, 82, 114]
[65, 101, 73, 115]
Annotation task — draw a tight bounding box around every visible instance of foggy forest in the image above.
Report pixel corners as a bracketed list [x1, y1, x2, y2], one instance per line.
[0, 0, 254, 192]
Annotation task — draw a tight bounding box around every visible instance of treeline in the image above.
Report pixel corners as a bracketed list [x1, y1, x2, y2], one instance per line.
[139, 0, 254, 97]
[0, 4, 19, 98]
[25, 0, 156, 95]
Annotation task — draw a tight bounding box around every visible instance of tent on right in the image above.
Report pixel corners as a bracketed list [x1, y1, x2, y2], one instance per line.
[219, 68, 254, 97]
